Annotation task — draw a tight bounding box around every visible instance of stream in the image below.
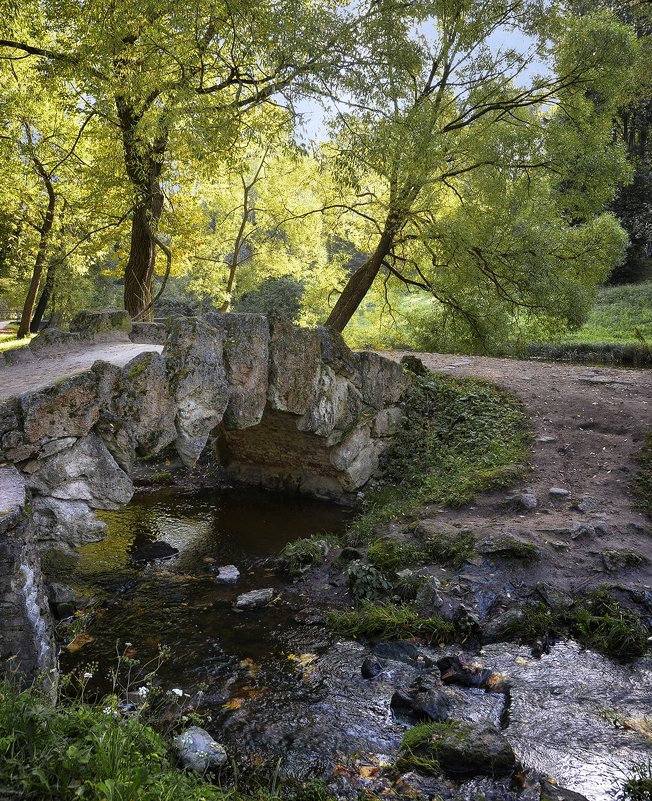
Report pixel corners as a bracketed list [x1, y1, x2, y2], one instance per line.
[62, 488, 652, 801]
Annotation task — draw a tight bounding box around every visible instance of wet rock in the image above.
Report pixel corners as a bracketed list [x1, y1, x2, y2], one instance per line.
[410, 721, 516, 778]
[437, 655, 510, 694]
[131, 541, 179, 563]
[540, 778, 591, 801]
[391, 675, 451, 722]
[482, 608, 524, 643]
[548, 487, 570, 498]
[372, 640, 419, 664]
[235, 588, 274, 609]
[172, 726, 227, 772]
[415, 577, 444, 614]
[46, 582, 77, 620]
[214, 564, 240, 584]
[293, 607, 325, 625]
[361, 656, 384, 679]
[32, 496, 107, 547]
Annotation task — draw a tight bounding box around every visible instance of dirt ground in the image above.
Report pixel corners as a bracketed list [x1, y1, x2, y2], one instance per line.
[379, 351, 652, 604]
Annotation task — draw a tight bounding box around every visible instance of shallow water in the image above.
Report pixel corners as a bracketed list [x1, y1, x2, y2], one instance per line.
[64, 488, 652, 800]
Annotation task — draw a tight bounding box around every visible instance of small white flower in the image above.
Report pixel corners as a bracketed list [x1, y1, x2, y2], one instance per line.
[83, 672, 93, 679]
[137, 686, 149, 698]
[102, 707, 113, 715]
[169, 688, 183, 697]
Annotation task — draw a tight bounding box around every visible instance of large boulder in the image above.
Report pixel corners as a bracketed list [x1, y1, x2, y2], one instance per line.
[172, 726, 228, 772]
[70, 309, 132, 342]
[164, 317, 230, 466]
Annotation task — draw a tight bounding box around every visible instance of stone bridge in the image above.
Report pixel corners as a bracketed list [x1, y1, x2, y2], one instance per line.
[0, 311, 408, 677]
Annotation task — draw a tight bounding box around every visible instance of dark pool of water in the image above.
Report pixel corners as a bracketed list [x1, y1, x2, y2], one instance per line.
[63, 486, 353, 694]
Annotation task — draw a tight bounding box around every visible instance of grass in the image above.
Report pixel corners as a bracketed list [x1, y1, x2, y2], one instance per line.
[346, 373, 531, 545]
[558, 282, 652, 345]
[0, 323, 32, 353]
[328, 600, 455, 644]
[634, 430, 652, 519]
[622, 758, 652, 801]
[503, 589, 649, 661]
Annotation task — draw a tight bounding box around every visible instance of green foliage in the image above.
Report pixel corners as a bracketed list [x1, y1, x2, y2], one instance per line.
[367, 539, 425, 573]
[622, 758, 652, 801]
[396, 721, 471, 776]
[279, 537, 330, 577]
[558, 282, 652, 344]
[0, 681, 224, 801]
[347, 373, 530, 544]
[328, 600, 455, 643]
[234, 276, 304, 322]
[504, 590, 649, 661]
[423, 531, 477, 569]
[634, 430, 652, 519]
[346, 560, 392, 603]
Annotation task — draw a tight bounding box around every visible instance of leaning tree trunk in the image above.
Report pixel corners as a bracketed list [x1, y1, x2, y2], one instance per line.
[29, 258, 57, 333]
[17, 180, 56, 338]
[326, 226, 396, 332]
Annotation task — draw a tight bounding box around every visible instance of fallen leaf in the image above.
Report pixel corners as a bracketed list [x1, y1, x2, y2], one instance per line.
[222, 697, 244, 710]
[66, 634, 94, 653]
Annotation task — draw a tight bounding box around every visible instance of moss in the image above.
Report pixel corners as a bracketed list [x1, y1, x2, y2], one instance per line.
[346, 373, 531, 544]
[367, 539, 426, 572]
[486, 536, 539, 561]
[423, 530, 477, 568]
[396, 721, 471, 775]
[328, 600, 455, 643]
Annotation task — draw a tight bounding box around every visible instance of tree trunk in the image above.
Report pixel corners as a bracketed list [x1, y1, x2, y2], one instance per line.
[29, 258, 57, 333]
[116, 92, 167, 321]
[17, 181, 56, 338]
[326, 227, 396, 332]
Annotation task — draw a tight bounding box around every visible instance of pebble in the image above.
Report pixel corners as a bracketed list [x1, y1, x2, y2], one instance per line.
[235, 588, 274, 609]
[549, 487, 571, 497]
[215, 565, 240, 584]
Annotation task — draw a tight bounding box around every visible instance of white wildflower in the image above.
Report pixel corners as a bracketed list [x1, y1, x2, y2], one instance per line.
[169, 688, 183, 697]
[83, 672, 93, 679]
[137, 686, 149, 698]
[102, 707, 113, 715]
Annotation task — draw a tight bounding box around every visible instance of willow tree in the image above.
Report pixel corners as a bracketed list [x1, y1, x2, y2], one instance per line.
[321, 1, 638, 334]
[0, 0, 350, 320]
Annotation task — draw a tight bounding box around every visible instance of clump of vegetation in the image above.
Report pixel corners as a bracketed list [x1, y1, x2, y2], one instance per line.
[279, 537, 331, 577]
[634, 430, 652, 519]
[329, 600, 455, 643]
[423, 530, 477, 569]
[346, 560, 392, 602]
[0, 680, 224, 801]
[504, 589, 649, 661]
[367, 539, 426, 572]
[621, 759, 652, 801]
[347, 374, 531, 545]
[395, 721, 469, 776]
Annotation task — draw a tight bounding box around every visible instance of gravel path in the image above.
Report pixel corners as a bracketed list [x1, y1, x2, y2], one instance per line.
[0, 342, 162, 402]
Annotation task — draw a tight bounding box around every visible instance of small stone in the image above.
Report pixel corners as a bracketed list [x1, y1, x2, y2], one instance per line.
[593, 521, 611, 537]
[574, 496, 599, 514]
[215, 565, 240, 584]
[536, 435, 557, 443]
[549, 487, 570, 497]
[415, 577, 444, 613]
[361, 656, 384, 679]
[571, 522, 594, 540]
[235, 588, 274, 609]
[173, 726, 227, 772]
[517, 492, 538, 511]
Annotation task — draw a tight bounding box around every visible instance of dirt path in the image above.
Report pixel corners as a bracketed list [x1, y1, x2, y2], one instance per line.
[381, 351, 652, 599]
[0, 342, 162, 402]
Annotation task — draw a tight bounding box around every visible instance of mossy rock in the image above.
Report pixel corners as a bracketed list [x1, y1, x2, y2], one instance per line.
[398, 720, 516, 778]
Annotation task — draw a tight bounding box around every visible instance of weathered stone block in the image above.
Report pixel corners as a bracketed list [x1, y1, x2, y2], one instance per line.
[70, 309, 132, 342]
[21, 373, 101, 444]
